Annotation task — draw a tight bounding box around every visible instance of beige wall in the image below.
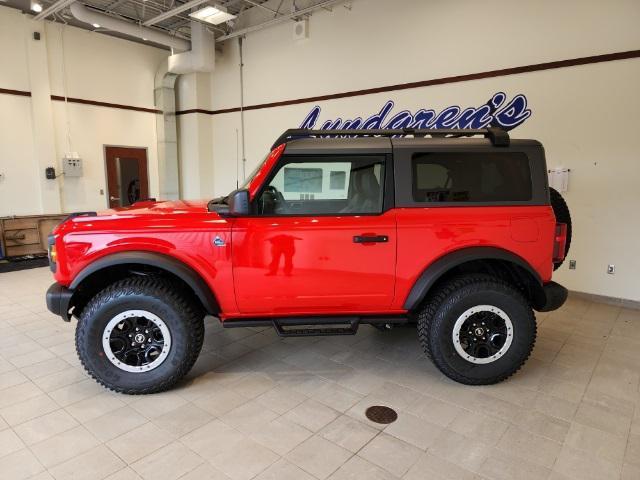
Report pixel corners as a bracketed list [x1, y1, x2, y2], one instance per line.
[176, 0, 640, 301]
[1, 1, 639, 302]
[0, 6, 168, 216]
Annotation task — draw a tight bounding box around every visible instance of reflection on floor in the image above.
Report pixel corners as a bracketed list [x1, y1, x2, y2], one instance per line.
[0, 267, 638, 480]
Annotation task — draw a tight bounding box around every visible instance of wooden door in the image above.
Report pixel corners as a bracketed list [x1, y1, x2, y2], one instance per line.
[105, 147, 149, 208]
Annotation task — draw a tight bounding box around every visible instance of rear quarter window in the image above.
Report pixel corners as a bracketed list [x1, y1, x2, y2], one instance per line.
[411, 152, 532, 203]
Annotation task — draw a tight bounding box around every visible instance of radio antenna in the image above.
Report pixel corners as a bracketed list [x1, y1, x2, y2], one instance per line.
[235, 128, 240, 189]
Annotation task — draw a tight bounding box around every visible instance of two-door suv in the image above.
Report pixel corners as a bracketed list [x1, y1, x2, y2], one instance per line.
[46, 127, 571, 394]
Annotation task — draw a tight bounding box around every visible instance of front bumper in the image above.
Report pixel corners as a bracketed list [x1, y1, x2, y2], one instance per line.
[536, 281, 568, 312]
[46, 283, 74, 321]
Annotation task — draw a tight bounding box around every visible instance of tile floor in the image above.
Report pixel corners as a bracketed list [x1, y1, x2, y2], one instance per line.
[0, 267, 639, 480]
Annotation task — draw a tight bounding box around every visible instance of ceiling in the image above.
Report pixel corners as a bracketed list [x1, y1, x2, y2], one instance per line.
[2, 0, 345, 48]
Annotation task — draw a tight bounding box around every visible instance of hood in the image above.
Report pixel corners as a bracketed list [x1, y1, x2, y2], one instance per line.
[101, 199, 210, 216]
[53, 200, 228, 235]
[53, 199, 220, 236]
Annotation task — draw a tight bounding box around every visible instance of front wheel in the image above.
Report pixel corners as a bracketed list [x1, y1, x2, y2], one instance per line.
[76, 277, 204, 394]
[417, 275, 536, 385]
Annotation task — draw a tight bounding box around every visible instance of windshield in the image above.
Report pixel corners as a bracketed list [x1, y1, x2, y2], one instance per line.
[241, 153, 269, 190]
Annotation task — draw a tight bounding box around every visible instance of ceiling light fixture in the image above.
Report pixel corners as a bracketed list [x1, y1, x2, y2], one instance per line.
[31, 2, 43, 13]
[92, 23, 100, 28]
[189, 4, 236, 25]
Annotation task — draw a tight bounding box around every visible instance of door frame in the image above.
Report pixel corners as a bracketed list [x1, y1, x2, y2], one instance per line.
[102, 145, 150, 208]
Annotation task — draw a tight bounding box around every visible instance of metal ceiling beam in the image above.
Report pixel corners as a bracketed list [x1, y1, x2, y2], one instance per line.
[242, 0, 278, 15]
[33, 0, 77, 21]
[142, 0, 210, 26]
[105, 0, 130, 13]
[216, 0, 345, 42]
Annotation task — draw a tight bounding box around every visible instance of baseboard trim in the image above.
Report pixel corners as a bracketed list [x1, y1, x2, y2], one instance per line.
[569, 291, 640, 311]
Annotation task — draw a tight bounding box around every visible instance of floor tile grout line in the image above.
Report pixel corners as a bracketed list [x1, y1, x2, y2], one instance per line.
[620, 347, 637, 477]
[546, 302, 620, 476]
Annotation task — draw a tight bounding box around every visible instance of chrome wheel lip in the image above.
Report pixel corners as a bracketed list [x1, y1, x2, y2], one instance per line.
[452, 305, 513, 364]
[102, 310, 171, 373]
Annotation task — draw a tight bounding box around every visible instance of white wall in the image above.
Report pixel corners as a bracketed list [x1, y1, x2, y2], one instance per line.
[175, 0, 640, 301]
[1, 1, 638, 302]
[0, 6, 168, 216]
[0, 7, 41, 216]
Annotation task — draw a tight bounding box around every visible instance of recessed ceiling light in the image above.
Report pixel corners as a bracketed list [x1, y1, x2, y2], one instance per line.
[92, 23, 100, 28]
[189, 4, 236, 25]
[31, 2, 43, 13]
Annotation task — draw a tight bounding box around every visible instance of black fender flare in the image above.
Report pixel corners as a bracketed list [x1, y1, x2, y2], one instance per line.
[403, 246, 543, 311]
[70, 251, 219, 314]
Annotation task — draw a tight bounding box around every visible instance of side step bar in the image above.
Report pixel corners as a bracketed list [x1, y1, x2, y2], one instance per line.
[222, 316, 408, 337]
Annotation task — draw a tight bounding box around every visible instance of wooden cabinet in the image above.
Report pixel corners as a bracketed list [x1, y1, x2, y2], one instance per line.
[0, 215, 66, 258]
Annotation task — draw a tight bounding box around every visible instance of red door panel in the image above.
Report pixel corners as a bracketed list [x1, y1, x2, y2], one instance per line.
[231, 211, 397, 316]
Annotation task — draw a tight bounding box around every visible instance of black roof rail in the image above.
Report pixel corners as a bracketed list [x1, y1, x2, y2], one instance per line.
[271, 127, 510, 149]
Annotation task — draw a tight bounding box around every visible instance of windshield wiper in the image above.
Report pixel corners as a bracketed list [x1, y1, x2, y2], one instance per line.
[208, 195, 229, 205]
[207, 194, 230, 213]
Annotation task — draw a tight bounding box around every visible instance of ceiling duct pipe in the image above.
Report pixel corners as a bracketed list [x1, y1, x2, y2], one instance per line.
[168, 21, 215, 74]
[154, 63, 180, 200]
[69, 2, 190, 52]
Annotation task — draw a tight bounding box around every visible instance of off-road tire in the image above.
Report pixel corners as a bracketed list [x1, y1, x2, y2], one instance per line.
[417, 274, 536, 385]
[76, 277, 205, 394]
[550, 187, 572, 270]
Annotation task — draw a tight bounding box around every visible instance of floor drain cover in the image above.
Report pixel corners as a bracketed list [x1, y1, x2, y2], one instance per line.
[365, 405, 398, 424]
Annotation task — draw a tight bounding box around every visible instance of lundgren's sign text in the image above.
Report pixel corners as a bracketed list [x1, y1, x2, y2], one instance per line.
[299, 92, 531, 131]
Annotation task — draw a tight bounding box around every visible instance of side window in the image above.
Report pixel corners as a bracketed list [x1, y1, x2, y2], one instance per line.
[411, 152, 532, 203]
[257, 156, 385, 215]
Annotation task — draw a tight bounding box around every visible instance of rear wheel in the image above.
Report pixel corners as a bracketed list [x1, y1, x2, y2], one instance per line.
[417, 275, 536, 385]
[76, 277, 204, 394]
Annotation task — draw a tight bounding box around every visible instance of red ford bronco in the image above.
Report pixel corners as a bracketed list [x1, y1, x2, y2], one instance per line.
[46, 127, 571, 394]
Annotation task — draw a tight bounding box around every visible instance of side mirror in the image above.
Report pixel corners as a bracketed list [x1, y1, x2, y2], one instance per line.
[228, 189, 250, 216]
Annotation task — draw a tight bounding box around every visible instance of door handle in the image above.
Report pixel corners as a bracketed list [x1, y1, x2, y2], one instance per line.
[353, 235, 388, 243]
[110, 196, 121, 202]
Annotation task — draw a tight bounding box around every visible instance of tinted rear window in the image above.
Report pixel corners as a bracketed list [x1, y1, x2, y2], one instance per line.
[412, 152, 532, 203]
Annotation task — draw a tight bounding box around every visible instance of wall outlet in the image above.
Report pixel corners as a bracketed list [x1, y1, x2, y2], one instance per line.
[607, 264, 615, 274]
[569, 260, 576, 270]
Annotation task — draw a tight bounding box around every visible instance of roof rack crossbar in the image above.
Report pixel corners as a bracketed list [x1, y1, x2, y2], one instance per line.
[271, 127, 510, 149]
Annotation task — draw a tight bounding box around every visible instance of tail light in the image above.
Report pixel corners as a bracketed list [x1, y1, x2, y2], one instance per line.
[48, 234, 57, 273]
[553, 223, 567, 263]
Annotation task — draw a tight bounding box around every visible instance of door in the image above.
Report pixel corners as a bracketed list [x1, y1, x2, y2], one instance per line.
[232, 154, 397, 315]
[105, 147, 149, 208]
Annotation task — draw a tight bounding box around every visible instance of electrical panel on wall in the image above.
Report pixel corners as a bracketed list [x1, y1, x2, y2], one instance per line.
[63, 156, 83, 177]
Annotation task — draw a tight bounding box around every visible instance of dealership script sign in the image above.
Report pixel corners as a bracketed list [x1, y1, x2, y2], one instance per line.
[299, 92, 531, 131]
